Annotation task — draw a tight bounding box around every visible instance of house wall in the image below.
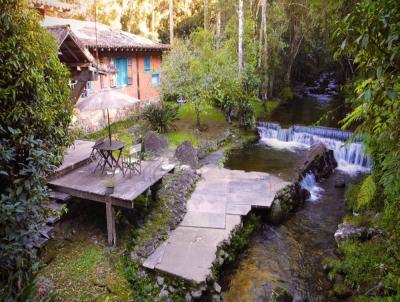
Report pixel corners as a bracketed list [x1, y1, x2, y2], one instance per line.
[81, 50, 163, 102]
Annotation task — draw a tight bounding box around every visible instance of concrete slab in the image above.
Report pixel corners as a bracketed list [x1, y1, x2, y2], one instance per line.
[226, 204, 252, 215]
[144, 164, 288, 284]
[180, 211, 226, 229]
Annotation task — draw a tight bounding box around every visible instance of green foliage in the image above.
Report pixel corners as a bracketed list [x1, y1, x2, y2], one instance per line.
[142, 103, 178, 133]
[356, 175, 376, 211]
[280, 87, 294, 103]
[333, 0, 400, 300]
[0, 1, 72, 299]
[161, 29, 259, 130]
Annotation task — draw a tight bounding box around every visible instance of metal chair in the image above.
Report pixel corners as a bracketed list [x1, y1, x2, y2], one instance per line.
[122, 143, 142, 177]
[90, 137, 105, 173]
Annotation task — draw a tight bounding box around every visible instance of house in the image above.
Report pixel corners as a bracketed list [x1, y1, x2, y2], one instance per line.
[46, 25, 109, 101]
[43, 16, 169, 103]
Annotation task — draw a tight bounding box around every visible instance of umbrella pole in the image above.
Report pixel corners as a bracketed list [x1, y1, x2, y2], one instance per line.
[107, 108, 112, 145]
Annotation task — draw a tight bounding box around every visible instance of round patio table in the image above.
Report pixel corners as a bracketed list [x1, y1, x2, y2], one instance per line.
[93, 140, 126, 174]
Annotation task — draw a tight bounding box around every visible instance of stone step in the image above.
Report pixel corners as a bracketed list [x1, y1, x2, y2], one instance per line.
[49, 191, 71, 202]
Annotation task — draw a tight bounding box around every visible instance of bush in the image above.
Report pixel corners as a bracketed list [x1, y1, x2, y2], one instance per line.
[280, 86, 294, 102]
[142, 103, 178, 133]
[0, 2, 72, 299]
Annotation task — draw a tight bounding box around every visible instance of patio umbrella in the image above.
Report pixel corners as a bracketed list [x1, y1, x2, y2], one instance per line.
[76, 89, 139, 144]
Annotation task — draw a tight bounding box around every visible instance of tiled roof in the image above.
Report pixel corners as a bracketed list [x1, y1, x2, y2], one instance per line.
[43, 16, 169, 51]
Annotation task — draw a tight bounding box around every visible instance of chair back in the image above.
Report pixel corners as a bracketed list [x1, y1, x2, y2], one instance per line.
[130, 143, 142, 154]
[93, 137, 105, 148]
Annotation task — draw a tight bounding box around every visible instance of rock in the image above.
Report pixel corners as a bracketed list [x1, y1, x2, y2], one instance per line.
[213, 282, 222, 293]
[267, 183, 307, 225]
[156, 276, 165, 286]
[297, 143, 337, 182]
[130, 251, 139, 261]
[333, 282, 352, 299]
[168, 286, 176, 293]
[191, 290, 203, 299]
[143, 131, 168, 154]
[212, 294, 222, 302]
[159, 288, 169, 298]
[334, 178, 346, 188]
[334, 223, 368, 244]
[268, 287, 293, 302]
[174, 141, 199, 169]
[185, 292, 192, 302]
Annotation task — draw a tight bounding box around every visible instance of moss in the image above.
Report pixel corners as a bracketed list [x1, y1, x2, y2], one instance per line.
[39, 237, 132, 301]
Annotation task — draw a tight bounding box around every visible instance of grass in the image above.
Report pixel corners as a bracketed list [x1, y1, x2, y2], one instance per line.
[40, 236, 132, 301]
[166, 102, 229, 146]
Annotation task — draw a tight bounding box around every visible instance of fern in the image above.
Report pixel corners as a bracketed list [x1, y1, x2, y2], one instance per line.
[356, 175, 376, 210]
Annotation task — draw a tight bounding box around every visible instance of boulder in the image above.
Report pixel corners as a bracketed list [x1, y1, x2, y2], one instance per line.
[267, 183, 309, 225]
[334, 223, 368, 244]
[335, 223, 385, 245]
[174, 141, 199, 169]
[268, 287, 293, 302]
[297, 143, 337, 182]
[142, 131, 168, 154]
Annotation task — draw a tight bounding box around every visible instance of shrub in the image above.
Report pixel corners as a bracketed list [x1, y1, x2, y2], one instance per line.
[280, 86, 294, 102]
[142, 103, 178, 133]
[0, 2, 72, 299]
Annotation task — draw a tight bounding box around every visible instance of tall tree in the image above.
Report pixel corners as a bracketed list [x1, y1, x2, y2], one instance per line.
[169, 0, 174, 44]
[216, 0, 221, 37]
[204, 0, 209, 31]
[238, 0, 244, 72]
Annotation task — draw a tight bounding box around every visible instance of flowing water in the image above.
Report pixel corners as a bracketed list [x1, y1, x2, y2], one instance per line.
[222, 75, 365, 301]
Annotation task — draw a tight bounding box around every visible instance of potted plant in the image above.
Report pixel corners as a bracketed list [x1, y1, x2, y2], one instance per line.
[105, 177, 115, 195]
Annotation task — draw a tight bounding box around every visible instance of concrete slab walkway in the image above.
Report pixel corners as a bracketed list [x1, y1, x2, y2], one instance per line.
[143, 164, 289, 284]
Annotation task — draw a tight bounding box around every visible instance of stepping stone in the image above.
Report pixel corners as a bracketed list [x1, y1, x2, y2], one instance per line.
[49, 191, 71, 202]
[226, 204, 251, 215]
[180, 212, 226, 229]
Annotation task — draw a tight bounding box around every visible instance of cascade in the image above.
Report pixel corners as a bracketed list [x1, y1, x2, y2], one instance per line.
[257, 122, 371, 173]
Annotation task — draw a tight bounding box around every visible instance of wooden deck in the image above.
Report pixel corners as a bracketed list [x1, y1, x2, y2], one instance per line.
[49, 160, 173, 209]
[48, 140, 175, 245]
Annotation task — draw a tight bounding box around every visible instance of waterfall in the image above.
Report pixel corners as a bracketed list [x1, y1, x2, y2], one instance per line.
[257, 122, 371, 173]
[300, 173, 323, 202]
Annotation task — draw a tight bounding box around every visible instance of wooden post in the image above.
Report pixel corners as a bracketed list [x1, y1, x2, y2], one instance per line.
[106, 200, 116, 246]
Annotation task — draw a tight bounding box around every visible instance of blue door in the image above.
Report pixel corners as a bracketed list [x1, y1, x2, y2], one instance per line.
[115, 58, 128, 87]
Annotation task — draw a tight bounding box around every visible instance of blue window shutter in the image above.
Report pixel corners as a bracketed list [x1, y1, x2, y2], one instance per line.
[151, 73, 160, 87]
[144, 56, 151, 71]
[115, 58, 128, 87]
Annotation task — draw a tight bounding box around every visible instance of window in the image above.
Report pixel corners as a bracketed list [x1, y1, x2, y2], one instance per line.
[151, 73, 160, 87]
[144, 56, 151, 72]
[114, 57, 128, 87]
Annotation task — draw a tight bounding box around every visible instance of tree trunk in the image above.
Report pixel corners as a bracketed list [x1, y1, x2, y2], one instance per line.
[257, 0, 266, 68]
[151, 0, 155, 39]
[216, 0, 221, 37]
[204, 0, 209, 31]
[169, 0, 174, 45]
[238, 0, 244, 73]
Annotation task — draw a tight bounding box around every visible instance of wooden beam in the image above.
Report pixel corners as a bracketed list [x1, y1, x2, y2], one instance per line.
[62, 42, 80, 62]
[106, 200, 116, 246]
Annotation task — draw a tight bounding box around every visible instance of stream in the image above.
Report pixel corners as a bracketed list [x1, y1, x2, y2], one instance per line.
[222, 74, 367, 301]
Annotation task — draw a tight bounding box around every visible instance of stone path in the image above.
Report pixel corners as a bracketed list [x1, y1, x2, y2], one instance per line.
[143, 164, 289, 284]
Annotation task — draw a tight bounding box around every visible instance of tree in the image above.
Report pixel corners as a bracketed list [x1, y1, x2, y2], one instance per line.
[0, 1, 73, 298]
[333, 0, 400, 299]
[169, 0, 174, 44]
[238, 0, 244, 73]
